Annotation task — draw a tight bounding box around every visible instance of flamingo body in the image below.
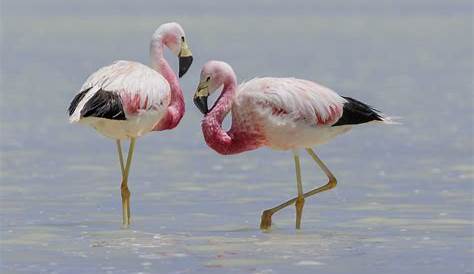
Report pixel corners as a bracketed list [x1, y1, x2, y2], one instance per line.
[193, 61, 395, 229]
[231, 77, 352, 151]
[67, 22, 193, 227]
[69, 61, 171, 139]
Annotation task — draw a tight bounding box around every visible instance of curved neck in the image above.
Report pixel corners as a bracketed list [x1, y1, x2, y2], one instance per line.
[202, 76, 261, 155]
[150, 39, 185, 131]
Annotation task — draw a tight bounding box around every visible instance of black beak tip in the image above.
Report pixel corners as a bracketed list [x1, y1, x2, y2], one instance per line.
[179, 55, 193, 78]
[193, 96, 209, 115]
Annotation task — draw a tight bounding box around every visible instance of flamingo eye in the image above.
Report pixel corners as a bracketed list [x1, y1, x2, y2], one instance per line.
[206, 76, 211, 81]
[181, 36, 185, 42]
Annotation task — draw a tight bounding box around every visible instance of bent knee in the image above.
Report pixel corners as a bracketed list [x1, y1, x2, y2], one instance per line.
[328, 177, 337, 189]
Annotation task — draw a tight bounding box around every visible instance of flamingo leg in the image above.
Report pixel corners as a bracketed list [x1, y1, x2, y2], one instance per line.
[293, 151, 305, 229]
[116, 140, 125, 177]
[260, 148, 337, 230]
[121, 138, 136, 227]
[116, 140, 127, 226]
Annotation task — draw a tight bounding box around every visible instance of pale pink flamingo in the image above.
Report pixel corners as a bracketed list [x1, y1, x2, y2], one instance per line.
[68, 22, 193, 226]
[193, 61, 396, 230]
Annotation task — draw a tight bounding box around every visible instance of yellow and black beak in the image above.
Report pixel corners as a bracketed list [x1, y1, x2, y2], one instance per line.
[178, 40, 193, 78]
[193, 82, 209, 115]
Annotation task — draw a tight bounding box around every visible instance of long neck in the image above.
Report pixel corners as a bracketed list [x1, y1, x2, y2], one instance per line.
[202, 77, 261, 155]
[150, 39, 185, 131]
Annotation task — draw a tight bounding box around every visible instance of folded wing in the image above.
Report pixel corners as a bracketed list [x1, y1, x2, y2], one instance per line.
[69, 60, 170, 123]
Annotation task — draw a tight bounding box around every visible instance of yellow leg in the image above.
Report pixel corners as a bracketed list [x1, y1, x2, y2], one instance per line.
[293, 151, 305, 229]
[260, 148, 337, 230]
[116, 140, 125, 177]
[121, 179, 130, 227]
[116, 140, 127, 226]
[120, 138, 136, 227]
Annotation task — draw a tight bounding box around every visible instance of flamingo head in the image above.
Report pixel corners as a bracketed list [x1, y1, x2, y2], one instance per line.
[193, 61, 235, 115]
[152, 22, 193, 77]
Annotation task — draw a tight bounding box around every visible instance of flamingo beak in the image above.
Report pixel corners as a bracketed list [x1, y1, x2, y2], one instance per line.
[193, 83, 209, 115]
[178, 40, 193, 78]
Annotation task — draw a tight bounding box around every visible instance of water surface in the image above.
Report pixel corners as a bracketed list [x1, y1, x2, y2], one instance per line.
[1, 1, 472, 273]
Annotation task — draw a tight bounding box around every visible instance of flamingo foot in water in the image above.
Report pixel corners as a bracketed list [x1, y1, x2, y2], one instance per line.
[260, 210, 273, 230]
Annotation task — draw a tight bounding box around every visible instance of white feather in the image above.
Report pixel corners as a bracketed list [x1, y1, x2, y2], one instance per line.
[237, 77, 346, 126]
[232, 77, 349, 150]
[69, 60, 171, 139]
[379, 115, 402, 125]
[69, 86, 100, 123]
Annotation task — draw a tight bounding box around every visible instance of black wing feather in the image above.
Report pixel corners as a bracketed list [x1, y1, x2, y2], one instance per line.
[81, 89, 126, 120]
[68, 87, 91, 116]
[332, 96, 383, 126]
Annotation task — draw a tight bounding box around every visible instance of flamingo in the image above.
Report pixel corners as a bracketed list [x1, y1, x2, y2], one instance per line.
[68, 22, 193, 227]
[193, 61, 396, 230]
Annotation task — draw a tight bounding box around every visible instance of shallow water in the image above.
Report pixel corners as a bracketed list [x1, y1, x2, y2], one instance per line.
[1, 1, 473, 273]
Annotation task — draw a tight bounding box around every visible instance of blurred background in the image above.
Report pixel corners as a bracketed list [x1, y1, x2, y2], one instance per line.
[1, 1, 472, 273]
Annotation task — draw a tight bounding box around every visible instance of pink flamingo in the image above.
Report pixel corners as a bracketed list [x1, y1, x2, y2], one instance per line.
[193, 61, 396, 230]
[68, 22, 193, 226]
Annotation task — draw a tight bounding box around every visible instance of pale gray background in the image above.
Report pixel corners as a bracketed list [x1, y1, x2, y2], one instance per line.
[1, 1, 473, 273]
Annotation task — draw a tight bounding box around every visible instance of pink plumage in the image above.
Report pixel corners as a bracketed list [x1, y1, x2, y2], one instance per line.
[67, 22, 193, 227]
[193, 60, 395, 230]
